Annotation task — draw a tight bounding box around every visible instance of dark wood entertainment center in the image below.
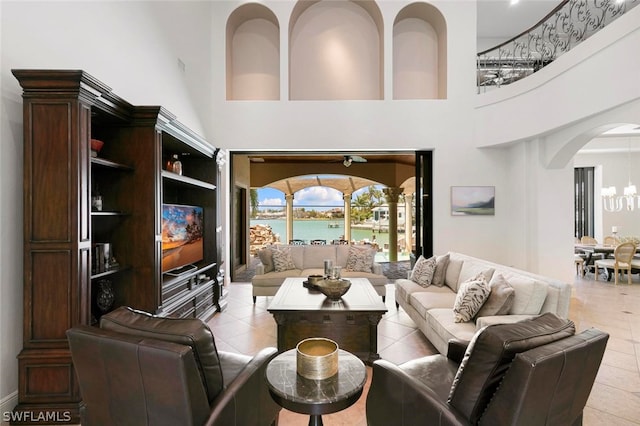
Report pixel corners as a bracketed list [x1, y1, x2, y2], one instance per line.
[12, 69, 224, 424]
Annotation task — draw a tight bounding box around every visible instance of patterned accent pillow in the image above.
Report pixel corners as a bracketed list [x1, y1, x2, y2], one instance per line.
[345, 246, 375, 272]
[453, 273, 491, 323]
[257, 247, 275, 273]
[432, 253, 450, 287]
[475, 273, 515, 318]
[410, 255, 437, 287]
[272, 246, 296, 272]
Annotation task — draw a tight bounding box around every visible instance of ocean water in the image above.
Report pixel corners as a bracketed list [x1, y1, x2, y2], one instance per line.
[250, 219, 393, 246]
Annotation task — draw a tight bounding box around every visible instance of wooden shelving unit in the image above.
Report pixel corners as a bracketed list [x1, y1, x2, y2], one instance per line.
[12, 69, 220, 424]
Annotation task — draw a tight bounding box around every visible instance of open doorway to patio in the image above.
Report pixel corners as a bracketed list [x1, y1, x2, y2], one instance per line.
[229, 151, 432, 282]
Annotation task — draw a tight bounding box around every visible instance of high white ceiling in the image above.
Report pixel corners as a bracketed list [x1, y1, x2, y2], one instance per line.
[477, 0, 563, 40]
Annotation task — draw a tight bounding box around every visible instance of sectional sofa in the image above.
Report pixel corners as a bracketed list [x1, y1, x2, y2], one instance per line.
[395, 252, 572, 355]
[252, 244, 388, 302]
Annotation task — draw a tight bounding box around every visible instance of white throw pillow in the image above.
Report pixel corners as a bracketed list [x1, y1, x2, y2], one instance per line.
[453, 273, 491, 323]
[410, 255, 437, 287]
[257, 247, 275, 273]
[475, 273, 515, 318]
[505, 274, 549, 315]
[432, 254, 450, 287]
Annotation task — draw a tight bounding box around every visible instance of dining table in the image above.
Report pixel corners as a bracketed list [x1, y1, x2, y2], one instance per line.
[575, 244, 640, 280]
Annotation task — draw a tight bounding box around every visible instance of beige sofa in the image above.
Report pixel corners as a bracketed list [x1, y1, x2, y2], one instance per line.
[252, 244, 388, 303]
[395, 252, 572, 355]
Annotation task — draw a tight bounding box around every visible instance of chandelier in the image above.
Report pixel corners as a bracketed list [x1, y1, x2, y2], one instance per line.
[602, 139, 640, 212]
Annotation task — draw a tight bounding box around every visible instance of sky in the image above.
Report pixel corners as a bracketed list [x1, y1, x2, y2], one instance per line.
[258, 181, 376, 209]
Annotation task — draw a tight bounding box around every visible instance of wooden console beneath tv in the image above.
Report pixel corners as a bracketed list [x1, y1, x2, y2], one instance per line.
[267, 278, 388, 364]
[160, 263, 219, 319]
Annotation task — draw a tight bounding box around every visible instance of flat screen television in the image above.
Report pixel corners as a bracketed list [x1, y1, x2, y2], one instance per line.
[161, 203, 204, 274]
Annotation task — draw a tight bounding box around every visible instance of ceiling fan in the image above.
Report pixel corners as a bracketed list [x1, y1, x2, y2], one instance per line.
[342, 155, 367, 167]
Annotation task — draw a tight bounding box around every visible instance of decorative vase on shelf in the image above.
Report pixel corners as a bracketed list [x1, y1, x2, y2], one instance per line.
[167, 154, 183, 175]
[96, 279, 115, 313]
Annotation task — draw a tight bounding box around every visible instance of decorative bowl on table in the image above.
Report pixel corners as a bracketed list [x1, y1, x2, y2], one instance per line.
[304, 274, 324, 290]
[296, 337, 339, 380]
[316, 278, 351, 301]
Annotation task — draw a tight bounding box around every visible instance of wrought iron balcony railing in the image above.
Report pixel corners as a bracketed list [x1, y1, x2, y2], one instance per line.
[477, 0, 638, 90]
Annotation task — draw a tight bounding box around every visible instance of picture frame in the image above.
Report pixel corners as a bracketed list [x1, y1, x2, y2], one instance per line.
[451, 186, 495, 216]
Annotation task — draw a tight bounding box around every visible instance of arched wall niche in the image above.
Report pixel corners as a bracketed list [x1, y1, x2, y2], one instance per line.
[226, 3, 280, 100]
[393, 2, 447, 99]
[289, 0, 384, 100]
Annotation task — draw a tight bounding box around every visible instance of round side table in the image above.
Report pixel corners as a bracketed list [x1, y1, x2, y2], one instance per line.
[266, 348, 367, 426]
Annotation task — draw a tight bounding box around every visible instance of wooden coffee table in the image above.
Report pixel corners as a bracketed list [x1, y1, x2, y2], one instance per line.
[267, 277, 387, 364]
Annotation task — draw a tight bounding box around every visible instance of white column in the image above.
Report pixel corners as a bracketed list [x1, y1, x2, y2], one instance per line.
[285, 193, 294, 243]
[404, 192, 414, 253]
[383, 187, 403, 262]
[343, 193, 352, 242]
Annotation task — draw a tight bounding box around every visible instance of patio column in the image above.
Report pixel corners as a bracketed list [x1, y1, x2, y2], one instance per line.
[383, 187, 403, 262]
[343, 192, 352, 242]
[404, 192, 413, 253]
[285, 193, 294, 243]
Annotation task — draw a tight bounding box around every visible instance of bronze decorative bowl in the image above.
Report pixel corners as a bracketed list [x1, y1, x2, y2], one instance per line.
[316, 278, 351, 301]
[296, 338, 339, 380]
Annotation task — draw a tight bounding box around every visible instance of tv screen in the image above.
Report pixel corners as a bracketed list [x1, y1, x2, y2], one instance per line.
[161, 203, 204, 273]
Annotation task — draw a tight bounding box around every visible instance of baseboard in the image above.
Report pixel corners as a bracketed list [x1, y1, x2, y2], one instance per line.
[1, 391, 18, 426]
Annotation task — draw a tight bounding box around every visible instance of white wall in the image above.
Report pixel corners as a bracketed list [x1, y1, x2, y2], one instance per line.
[0, 0, 213, 411]
[1, 0, 638, 412]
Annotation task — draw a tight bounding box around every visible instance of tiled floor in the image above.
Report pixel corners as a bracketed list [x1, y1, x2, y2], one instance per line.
[208, 273, 640, 425]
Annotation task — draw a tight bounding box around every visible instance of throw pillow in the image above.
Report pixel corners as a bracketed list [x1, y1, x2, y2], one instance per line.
[345, 245, 375, 272]
[272, 246, 296, 272]
[475, 273, 515, 318]
[505, 274, 549, 315]
[257, 247, 275, 273]
[432, 253, 450, 287]
[452, 273, 491, 323]
[410, 255, 437, 287]
[100, 306, 223, 404]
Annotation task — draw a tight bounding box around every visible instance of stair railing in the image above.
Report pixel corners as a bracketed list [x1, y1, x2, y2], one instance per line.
[477, 0, 638, 91]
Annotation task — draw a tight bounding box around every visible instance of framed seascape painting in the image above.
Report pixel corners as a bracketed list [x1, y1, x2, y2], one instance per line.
[450, 186, 495, 216]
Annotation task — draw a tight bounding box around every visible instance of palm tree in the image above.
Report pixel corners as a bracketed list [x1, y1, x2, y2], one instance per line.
[351, 185, 384, 223]
[250, 189, 258, 218]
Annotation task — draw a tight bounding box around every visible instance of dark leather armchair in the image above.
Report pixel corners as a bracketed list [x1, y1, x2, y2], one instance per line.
[67, 307, 281, 426]
[366, 313, 608, 426]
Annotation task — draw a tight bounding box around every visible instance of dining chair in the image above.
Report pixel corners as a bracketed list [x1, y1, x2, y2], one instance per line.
[331, 239, 350, 245]
[580, 236, 598, 245]
[288, 239, 305, 245]
[594, 242, 637, 285]
[603, 235, 619, 246]
[310, 239, 326, 245]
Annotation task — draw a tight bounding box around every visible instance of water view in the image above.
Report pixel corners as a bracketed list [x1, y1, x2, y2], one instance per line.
[249, 218, 413, 262]
[250, 218, 394, 245]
